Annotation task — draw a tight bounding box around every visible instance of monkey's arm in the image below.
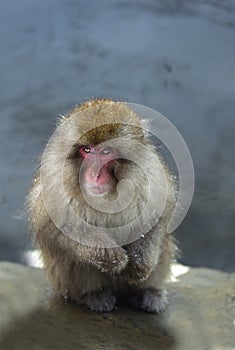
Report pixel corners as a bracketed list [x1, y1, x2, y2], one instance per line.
[28, 183, 128, 276]
[123, 222, 167, 283]
[49, 229, 129, 275]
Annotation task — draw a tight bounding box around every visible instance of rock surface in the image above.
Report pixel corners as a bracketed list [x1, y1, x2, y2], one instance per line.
[0, 262, 234, 350]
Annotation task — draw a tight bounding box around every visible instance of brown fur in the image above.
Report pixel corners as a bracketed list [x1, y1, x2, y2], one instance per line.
[27, 99, 177, 312]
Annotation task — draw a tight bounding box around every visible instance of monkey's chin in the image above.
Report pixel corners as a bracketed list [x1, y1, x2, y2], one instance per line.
[85, 184, 111, 197]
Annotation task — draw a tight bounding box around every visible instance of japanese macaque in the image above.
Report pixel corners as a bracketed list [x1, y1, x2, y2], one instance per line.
[27, 98, 177, 313]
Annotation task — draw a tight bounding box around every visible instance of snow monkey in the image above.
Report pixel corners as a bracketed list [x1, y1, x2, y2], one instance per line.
[27, 98, 177, 312]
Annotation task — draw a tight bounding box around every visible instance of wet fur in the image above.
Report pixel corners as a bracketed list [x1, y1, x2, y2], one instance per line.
[27, 99, 177, 313]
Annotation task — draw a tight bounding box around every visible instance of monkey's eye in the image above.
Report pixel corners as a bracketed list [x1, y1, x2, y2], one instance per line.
[79, 145, 95, 158]
[83, 146, 92, 153]
[100, 147, 113, 156]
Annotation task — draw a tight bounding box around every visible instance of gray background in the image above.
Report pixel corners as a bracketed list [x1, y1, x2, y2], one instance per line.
[0, 0, 234, 271]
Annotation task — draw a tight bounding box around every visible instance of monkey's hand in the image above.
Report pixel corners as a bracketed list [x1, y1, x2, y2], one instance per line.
[89, 247, 129, 276]
[122, 251, 152, 284]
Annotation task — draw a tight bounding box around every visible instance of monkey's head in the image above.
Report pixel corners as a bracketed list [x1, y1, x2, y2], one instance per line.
[63, 99, 151, 198]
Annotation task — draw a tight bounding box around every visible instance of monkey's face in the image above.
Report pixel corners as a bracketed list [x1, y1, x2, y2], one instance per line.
[79, 144, 119, 196]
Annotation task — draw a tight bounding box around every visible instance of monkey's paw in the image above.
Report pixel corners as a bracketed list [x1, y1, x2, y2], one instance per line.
[122, 259, 152, 284]
[130, 288, 168, 314]
[96, 247, 129, 275]
[84, 291, 116, 312]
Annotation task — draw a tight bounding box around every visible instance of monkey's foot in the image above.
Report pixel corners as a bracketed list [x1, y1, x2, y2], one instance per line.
[81, 291, 116, 312]
[130, 288, 168, 314]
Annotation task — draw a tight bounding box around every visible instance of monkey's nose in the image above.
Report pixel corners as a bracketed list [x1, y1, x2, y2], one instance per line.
[91, 167, 101, 179]
[91, 160, 103, 179]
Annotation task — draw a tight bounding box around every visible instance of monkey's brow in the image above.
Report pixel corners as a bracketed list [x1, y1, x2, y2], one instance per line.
[71, 143, 89, 149]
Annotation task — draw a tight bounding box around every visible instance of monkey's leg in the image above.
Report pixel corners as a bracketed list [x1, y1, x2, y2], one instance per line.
[37, 229, 127, 312]
[80, 290, 117, 312]
[70, 264, 117, 312]
[47, 254, 116, 312]
[47, 256, 117, 312]
[127, 278, 168, 314]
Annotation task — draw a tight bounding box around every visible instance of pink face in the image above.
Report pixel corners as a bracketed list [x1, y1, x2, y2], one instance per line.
[79, 145, 118, 196]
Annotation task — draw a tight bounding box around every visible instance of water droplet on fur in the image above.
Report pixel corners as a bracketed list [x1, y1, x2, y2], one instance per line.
[62, 289, 69, 300]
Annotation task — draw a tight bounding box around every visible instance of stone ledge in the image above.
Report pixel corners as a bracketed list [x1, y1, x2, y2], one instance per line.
[0, 262, 234, 350]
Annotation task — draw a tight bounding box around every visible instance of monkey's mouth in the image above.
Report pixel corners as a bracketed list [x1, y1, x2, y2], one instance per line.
[85, 183, 112, 196]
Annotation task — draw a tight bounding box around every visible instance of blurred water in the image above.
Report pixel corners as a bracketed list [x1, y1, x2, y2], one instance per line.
[0, 0, 234, 271]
